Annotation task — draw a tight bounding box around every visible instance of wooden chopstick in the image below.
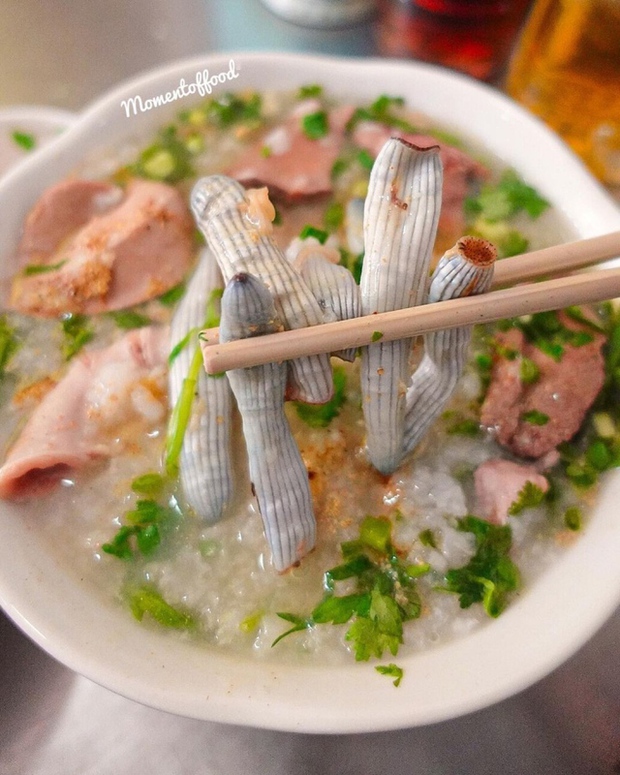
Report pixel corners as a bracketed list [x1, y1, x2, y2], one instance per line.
[200, 231, 620, 374]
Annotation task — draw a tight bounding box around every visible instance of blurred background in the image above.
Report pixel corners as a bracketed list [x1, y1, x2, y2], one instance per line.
[1, 1, 619, 773]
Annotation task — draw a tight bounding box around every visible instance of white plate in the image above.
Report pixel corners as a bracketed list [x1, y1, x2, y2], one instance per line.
[1, 52, 620, 734]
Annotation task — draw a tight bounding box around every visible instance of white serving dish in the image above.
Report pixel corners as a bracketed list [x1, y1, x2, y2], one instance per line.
[0, 52, 619, 734]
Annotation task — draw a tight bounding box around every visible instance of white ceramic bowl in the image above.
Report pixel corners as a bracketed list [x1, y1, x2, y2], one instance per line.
[1, 52, 620, 734]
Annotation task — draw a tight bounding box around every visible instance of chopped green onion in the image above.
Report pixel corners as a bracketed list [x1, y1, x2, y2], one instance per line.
[11, 130, 36, 151]
[302, 110, 329, 140]
[23, 260, 66, 276]
[108, 310, 151, 330]
[521, 409, 550, 426]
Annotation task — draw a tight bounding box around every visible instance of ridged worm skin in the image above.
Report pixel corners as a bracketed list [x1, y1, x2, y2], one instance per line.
[403, 236, 497, 456]
[190, 175, 333, 405]
[360, 139, 443, 474]
[169, 248, 233, 522]
[219, 272, 316, 572]
[291, 239, 360, 362]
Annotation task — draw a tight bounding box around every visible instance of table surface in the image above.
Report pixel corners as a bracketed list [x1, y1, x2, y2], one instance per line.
[1, 2, 620, 774]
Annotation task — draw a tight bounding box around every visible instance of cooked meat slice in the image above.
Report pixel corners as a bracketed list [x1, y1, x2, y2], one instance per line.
[0, 326, 168, 499]
[481, 315, 606, 458]
[10, 179, 195, 317]
[474, 458, 549, 524]
[227, 100, 353, 203]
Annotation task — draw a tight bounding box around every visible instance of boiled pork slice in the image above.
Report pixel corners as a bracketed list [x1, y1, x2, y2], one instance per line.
[10, 178, 195, 317]
[474, 458, 549, 525]
[227, 99, 354, 203]
[481, 317, 606, 459]
[0, 326, 168, 499]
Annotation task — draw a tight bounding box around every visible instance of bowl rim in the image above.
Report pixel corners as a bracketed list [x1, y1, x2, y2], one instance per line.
[1, 51, 620, 734]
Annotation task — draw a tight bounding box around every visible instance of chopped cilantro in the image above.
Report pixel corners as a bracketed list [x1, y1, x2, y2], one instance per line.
[324, 201, 345, 231]
[371, 331, 384, 342]
[128, 585, 195, 629]
[108, 310, 152, 329]
[564, 506, 583, 531]
[507, 481, 546, 515]
[102, 497, 177, 559]
[585, 439, 612, 471]
[418, 528, 437, 548]
[294, 366, 347, 428]
[131, 472, 166, 496]
[61, 313, 94, 360]
[274, 516, 422, 661]
[445, 414, 481, 436]
[444, 515, 520, 617]
[299, 224, 329, 244]
[465, 169, 549, 223]
[356, 148, 375, 171]
[302, 110, 329, 140]
[203, 92, 262, 128]
[375, 663, 404, 687]
[11, 130, 36, 151]
[331, 157, 349, 179]
[521, 409, 550, 425]
[519, 356, 540, 384]
[260, 145, 272, 158]
[346, 95, 418, 134]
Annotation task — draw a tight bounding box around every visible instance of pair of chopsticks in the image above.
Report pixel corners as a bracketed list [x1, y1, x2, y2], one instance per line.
[200, 230, 620, 374]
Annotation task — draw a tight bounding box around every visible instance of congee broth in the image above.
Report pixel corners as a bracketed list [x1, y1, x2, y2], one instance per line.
[0, 86, 616, 668]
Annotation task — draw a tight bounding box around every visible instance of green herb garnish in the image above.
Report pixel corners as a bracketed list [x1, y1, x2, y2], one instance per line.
[564, 506, 583, 531]
[102, 497, 177, 559]
[519, 356, 540, 384]
[23, 260, 66, 276]
[507, 481, 546, 515]
[294, 366, 347, 428]
[61, 313, 94, 360]
[465, 169, 549, 223]
[302, 110, 329, 140]
[299, 224, 329, 244]
[298, 84, 323, 99]
[203, 92, 262, 128]
[11, 130, 36, 151]
[371, 331, 384, 342]
[274, 516, 422, 661]
[108, 310, 152, 330]
[324, 201, 345, 231]
[128, 585, 195, 629]
[158, 282, 186, 307]
[131, 125, 193, 183]
[444, 515, 520, 617]
[346, 95, 418, 134]
[418, 528, 437, 548]
[521, 409, 550, 426]
[0, 315, 20, 377]
[375, 663, 404, 687]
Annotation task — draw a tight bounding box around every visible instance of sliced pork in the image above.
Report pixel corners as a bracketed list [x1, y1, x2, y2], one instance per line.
[227, 100, 354, 203]
[10, 179, 195, 317]
[0, 326, 169, 499]
[474, 458, 549, 525]
[481, 316, 606, 459]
